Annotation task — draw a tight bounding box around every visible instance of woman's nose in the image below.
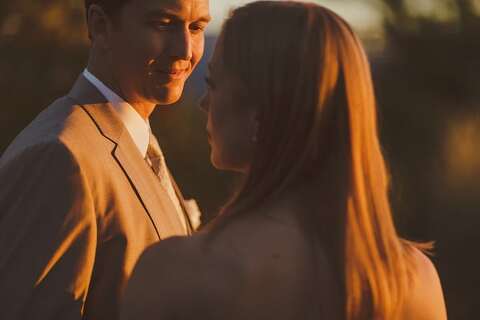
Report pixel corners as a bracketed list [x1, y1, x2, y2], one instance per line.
[198, 93, 209, 113]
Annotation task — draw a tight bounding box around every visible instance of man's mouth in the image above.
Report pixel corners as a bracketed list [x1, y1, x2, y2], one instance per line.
[156, 68, 188, 80]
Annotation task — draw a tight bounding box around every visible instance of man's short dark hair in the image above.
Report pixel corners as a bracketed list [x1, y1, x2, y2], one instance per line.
[84, 0, 130, 19]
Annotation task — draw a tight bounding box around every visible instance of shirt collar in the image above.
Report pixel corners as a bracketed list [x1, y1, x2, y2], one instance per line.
[83, 69, 150, 157]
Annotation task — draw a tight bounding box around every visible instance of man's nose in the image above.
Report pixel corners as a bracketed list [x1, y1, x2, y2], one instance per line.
[169, 26, 193, 61]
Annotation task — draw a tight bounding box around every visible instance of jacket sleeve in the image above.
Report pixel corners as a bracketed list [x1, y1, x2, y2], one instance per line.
[0, 141, 97, 320]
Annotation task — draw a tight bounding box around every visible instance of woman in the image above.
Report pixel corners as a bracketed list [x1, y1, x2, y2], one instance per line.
[121, 2, 447, 319]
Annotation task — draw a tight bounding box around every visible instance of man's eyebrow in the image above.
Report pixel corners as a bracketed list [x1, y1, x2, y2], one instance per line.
[145, 9, 180, 20]
[197, 15, 212, 23]
[146, 9, 211, 23]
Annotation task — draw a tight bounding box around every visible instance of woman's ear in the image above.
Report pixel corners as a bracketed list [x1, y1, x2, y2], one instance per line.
[87, 4, 111, 50]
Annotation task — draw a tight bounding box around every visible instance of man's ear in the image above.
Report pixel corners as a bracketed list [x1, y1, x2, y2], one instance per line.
[87, 4, 111, 50]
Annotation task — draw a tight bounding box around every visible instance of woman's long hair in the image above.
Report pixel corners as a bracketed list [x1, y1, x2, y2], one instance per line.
[212, 2, 422, 319]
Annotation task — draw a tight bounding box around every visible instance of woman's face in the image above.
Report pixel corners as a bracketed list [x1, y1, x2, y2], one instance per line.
[200, 40, 257, 173]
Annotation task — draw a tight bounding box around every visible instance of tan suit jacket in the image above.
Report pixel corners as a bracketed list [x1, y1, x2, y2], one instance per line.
[0, 75, 192, 320]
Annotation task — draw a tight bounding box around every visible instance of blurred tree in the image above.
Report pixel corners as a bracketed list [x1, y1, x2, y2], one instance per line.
[0, 1, 88, 154]
[373, 1, 480, 319]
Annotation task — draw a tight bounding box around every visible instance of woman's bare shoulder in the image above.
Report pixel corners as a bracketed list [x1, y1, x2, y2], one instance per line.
[120, 234, 243, 320]
[401, 247, 448, 320]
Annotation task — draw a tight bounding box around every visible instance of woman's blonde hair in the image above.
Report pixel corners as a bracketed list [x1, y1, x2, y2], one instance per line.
[213, 2, 423, 319]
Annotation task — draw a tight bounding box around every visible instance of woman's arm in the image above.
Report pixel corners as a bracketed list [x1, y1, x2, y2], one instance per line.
[401, 248, 448, 320]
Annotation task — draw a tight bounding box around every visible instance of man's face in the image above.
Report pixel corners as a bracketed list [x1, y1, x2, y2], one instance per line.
[107, 0, 210, 106]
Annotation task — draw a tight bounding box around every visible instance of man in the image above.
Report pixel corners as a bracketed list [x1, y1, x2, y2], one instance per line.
[0, 0, 210, 319]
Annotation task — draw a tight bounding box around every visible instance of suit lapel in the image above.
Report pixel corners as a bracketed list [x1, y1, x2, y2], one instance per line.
[67, 75, 186, 239]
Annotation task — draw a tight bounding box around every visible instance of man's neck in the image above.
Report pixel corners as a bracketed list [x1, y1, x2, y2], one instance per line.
[86, 60, 155, 120]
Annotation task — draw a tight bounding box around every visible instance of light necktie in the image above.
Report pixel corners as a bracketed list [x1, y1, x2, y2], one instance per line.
[145, 131, 188, 233]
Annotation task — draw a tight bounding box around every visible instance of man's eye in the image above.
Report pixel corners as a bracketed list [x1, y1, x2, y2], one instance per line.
[190, 23, 206, 33]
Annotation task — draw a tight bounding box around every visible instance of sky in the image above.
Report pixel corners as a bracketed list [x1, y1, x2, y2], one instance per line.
[205, 0, 386, 36]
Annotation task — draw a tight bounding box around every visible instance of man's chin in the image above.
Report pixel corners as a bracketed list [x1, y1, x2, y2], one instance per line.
[151, 85, 184, 106]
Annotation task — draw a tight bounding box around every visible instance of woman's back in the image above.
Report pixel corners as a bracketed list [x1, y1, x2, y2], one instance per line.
[121, 200, 344, 320]
[205, 204, 344, 319]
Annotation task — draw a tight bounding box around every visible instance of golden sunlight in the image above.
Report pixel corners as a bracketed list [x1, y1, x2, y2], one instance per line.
[404, 0, 459, 22]
[444, 113, 480, 188]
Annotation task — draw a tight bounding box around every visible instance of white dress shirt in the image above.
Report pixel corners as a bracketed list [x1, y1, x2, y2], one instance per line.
[83, 69, 150, 157]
